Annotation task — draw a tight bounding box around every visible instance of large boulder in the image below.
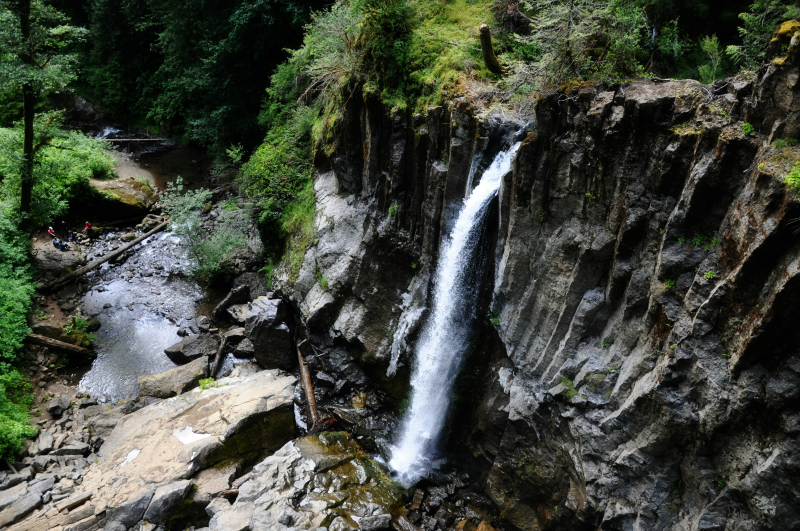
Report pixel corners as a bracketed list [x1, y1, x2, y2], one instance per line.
[142, 480, 194, 524]
[209, 432, 404, 531]
[11, 370, 296, 531]
[31, 244, 86, 276]
[137, 356, 209, 398]
[45, 396, 72, 418]
[164, 334, 220, 364]
[244, 296, 292, 370]
[233, 272, 269, 300]
[212, 285, 250, 324]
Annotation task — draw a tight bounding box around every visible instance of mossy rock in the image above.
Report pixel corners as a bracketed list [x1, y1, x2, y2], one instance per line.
[767, 20, 800, 62]
[297, 432, 405, 521]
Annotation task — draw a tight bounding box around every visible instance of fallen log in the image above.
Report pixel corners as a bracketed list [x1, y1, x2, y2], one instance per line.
[296, 340, 320, 429]
[231, 472, 251, 489]
[25, 333, 92, 356]
[97, 216, 145, 228]
[210, 336, 229, 378]
[40, 220, 168, 293]
[479, 24, 502, 74]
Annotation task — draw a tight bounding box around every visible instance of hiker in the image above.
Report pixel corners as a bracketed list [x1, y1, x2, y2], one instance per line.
[52, 238, 69, 251]
[47, 226, 56, 239]
[60, 221, 70, 240]
[82, 221, 92, 234]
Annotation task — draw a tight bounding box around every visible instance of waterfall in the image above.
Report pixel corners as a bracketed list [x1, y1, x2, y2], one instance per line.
[389, 142, 521, 484]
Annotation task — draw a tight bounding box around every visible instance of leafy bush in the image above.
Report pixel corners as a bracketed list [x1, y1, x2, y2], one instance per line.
[785, 162, 800, 193]
[664, 279, 677, 289]
[0, 211, 33, 365]
[727, 0, 800, 67]
[0, 208, 36, 461]
[698, 35, 722, 83]
[0, 371, 37, 461]
[239, 98, 315, 283]
[160, 177, 248, 281]
[743, 122, 755, 135]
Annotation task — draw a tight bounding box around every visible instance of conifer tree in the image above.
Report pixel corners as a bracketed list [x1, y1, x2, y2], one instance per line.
[0, 0, 85, 222]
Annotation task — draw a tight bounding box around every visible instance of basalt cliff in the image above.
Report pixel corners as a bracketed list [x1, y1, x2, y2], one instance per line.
[285, 43, 800, 530]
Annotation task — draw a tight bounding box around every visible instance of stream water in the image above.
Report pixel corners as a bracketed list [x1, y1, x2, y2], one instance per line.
[77, 231, 203, 402]
[389, 143, 521, 484]
[70, 127, 218, 402]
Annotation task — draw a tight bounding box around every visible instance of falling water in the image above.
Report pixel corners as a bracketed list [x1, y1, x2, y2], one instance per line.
[390, 142, 521, 484]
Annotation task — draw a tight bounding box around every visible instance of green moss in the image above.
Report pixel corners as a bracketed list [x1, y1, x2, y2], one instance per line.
[405, 0, 494, 111]
[560, 377, 578, 399]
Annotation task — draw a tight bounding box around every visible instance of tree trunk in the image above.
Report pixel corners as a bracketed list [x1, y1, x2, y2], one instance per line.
[479, 24, 502, 75]
[19, 0, 34, 219]
[21, 83, 34, 217]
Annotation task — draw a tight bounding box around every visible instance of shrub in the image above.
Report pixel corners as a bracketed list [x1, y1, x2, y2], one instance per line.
[560, 377, 578, 399]
[314, 267, 330, 291]
[0, 371, 37, 461]
[664, 279, 677, 289]
[699, 35, 722, 83]
[785, 162, 800, 193]
[0, 211, 33, 365]
[742, 122, 754, 135]
[704, 270, 716, 280]
[160, 177, 248, 281]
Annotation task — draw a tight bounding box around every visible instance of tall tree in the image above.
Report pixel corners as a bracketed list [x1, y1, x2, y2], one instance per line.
[0, 0, 85, 221]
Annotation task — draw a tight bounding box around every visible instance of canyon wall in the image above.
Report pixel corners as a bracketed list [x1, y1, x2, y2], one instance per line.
[284, 52, 800, 530]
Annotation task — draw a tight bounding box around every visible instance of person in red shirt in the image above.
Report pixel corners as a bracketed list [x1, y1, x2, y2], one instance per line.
[47, 226, 56, 239]
[83, 221, 92, 234]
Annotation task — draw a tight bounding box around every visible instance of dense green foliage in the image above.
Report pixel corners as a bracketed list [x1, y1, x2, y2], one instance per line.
[0, 370, 37, 461]
[239, 102, 314, 282]
[0, 210, 33, 365]
[77, 0, 326, 156]
[0, 1, 86, 96]
[0, 112, 115, 227]
[495, 0, 799, 91]
[0, 210, 36, 460]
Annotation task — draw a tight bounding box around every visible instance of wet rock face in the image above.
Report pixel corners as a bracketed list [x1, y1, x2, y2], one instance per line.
[283, 59, 800, 530]
[210, 432, 404, 531]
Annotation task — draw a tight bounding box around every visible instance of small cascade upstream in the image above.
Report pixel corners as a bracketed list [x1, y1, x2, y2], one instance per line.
[390, 142, 521, 484]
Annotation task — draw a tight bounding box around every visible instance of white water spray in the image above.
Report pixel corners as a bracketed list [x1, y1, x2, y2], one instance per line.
[389, 143, 520, 484]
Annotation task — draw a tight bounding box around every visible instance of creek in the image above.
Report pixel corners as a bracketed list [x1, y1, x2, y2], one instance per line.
[70, 125, 220, 402]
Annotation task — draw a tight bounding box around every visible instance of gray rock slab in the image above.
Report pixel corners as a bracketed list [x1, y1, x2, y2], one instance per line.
[164, 334, 220, 364]
[138, 356, 209, 398]
[0, 492, 42, 527]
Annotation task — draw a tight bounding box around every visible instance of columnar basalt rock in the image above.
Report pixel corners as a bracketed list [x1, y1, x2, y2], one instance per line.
[283, 56, 800, 530]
